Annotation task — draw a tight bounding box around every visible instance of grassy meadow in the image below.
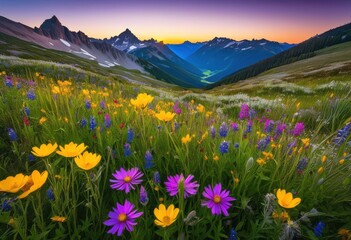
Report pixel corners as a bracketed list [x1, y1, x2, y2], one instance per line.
[0, 59, 351, 240]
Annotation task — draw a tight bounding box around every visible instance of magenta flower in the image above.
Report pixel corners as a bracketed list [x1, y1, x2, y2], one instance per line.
[239, 103, 250, 120]
[103, 199, 143, 236]
[164, 173, 199, 198]
[110, 167, 143, 193]
[293, 122, 305, 136]
[201, 183, 235, 216]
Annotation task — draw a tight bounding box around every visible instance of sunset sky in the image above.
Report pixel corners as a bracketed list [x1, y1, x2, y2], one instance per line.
[1, 0, 350, 44]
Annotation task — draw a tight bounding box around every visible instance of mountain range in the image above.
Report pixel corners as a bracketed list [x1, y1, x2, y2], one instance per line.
[0, 15, 350, 89]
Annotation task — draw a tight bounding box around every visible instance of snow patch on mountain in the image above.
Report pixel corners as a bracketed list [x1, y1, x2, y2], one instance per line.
[224, 41, 237, 48]
[241, 47, 252, 51]
[60, 39, 71, 47]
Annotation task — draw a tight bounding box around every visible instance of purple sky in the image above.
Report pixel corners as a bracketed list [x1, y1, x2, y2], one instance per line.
[1, 0, 350, 43]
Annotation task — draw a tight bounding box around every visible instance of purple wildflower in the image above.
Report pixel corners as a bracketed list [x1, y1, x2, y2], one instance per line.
[275, 122, 286, 137]
[28, 154, 35, 162]
[0, 199, 12, 212]
[139, 186, 149, 206]
[333, 123, 351, 146]
[110, 167, 143, 193]
[164, 173, 199, 198]
[219, 122, 228, 137]
[103, 199, 143, 236]
[174, 122, 181, 131]
[229, 227, 238, 240]
[293, 122, 305, 136]
[23, 107, 30, 116]
[201, 183, 235, 216]
[4, 76, 14, 87]
[239, 103, 250, 120]
[173, 100, 182, 115]
[231, 122, 239, 131]
[264, 119, 275, 133]
[249, 109, 256, 119]
[219, 141, 229, 154]
[287, 140, 297, 155]
[104, 114, 111, 128]
[244, 120, 253, 134]
[100, 100, 105, 109]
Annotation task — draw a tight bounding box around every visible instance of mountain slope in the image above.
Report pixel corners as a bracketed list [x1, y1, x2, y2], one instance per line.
[167, 41, 205, 59]
[0, 15, 143, 71]
[210, 22, 351, 88]
[186, 37, 293, 82]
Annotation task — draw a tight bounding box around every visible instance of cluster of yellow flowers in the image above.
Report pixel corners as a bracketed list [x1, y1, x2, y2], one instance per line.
[32, 142, 101, 170]
[0, 170, 48, 199]
[256, 151, 274, 166]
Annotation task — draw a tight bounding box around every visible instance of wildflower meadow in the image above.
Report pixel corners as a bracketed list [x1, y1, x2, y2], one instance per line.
[0, 71, 351, 239]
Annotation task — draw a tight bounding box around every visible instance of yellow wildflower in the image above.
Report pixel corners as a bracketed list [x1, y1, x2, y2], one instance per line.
[154, 204, 179, 228]
[181, 134, 192, 144]
[339, 159, 345, 165]
[31, 143, 58, 157]
[256, 158, 266, 166]
[213, 155, 219, 161]
[51, 216, 67, 222]
[155, 111, 175, 122]
[321, 155, 327, 163]
[39, 117, 47, 124]
[301, 138, 310, 148]
[130, 93, 154, 109]
[56, 142, 87, 158]
[74, 151, 102, 170]
[317, 167, 323, 174]
[18, 170, 48, 199]
[196, 104, 205, 113]
[276, 189, 301, 209]
[0, 173, 29, 193]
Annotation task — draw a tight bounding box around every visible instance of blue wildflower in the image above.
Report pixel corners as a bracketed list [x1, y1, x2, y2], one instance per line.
[89, 116, 96, 131]
[314, 221, 325, 237]
[0, 199, 12, 212]
[257, 136, 271, 151]
[85, 100, 91, 109]
[249, 109, 256, 119]
[210, 126, 216, 139]
[80, 118, 87, 128]
[127, 128, 134, 143]
[26, 90, 36, 100]
[275, 122, 286, 137]
[333, 123, 351, 146]
[174, 122, 181, 131]
[7, 128, 17, 141]
[229, 227, 238, 240]
[47, 187, 55, 201]
[244, 120, 253, 134]
[16, 83, 22, 89]
[296, 158, 309, 175]
[219, 122, 228, 138]
[231, 122, 239, 131]
[23, 107, 30, 116]
[144, 150, 153, 169]
[234, 143, 239, 148]
[124, 143, 132, 157]
[287, 140, 297, 155]
[28, 154, 35, 162]
[219, 141, 229, 154]
[153, 171, 160, 185]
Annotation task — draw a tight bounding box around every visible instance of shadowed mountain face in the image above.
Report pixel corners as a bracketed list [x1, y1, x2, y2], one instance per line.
[101, 29, 206, 87]
[167, 41, 205, 59]
[186, 37, 294, 82]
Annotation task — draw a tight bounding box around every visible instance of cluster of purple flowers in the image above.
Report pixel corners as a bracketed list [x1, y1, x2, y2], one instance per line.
[296, 158, 309, 175]
[333, 122, 351, 146]
[219, 141, 229, 154]
[105, 167, 236, 236]
[264, 119, 275, 133]
[219, 122, 228, 137]
[89, 116, 97, 131]
[239, 103, 250, 120]
[104, 114, 111, 128]
[257, 136, 271, 151]
[293, 122, 305, 136]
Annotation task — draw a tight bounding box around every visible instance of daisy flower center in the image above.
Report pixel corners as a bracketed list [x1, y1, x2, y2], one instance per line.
[118, 213, 127, 222]
[213, 195, 221, 203]
[124, 176, 131, 183]
[163, 216, 171, 225]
